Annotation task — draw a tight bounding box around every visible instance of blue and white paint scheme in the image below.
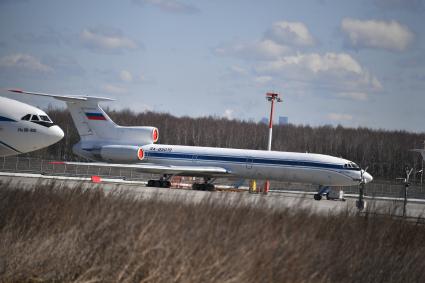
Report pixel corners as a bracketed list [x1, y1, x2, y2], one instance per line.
[140, 144, 370, 186]
[9, 89, 373, 188]
[0, 95, 64, 157]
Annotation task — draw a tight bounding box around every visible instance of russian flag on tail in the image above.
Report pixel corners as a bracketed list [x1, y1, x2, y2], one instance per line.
[85, 112, 106, 120]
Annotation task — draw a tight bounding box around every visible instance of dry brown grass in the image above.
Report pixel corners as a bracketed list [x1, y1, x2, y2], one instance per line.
[1, 182, 425, 283]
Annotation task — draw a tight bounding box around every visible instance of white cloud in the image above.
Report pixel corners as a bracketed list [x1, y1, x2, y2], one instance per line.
[0, 53, 53, 72]
[81, 28, 138, 51]
[214, 39, 290, 60]
[102, 84, 128, 94]
[327, 113, 353, 121]
[265, 21, 315, 47]
[120, 70, 133, 82]
[257, 52, 382, 92]
[341, 18, 414, 51]
[134, 0, 199, 14]
[254, 76, 273, 84]
[260, 52, 363, 74]
[229, 65, 249, 76]
[336, 92, 368, 101]
[223, 109, 234, 120]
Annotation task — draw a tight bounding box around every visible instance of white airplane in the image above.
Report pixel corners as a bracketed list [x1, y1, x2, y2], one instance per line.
[0, 95, 64, 157]
[9, 89, 373, 198]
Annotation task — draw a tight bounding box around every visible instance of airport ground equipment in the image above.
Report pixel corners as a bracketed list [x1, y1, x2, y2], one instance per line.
[249, 180, 257, 193]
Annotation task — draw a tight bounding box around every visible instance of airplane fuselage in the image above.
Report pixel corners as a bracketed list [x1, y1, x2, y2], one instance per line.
[141, 144, 370, 186]
[0, 97, 64, 156]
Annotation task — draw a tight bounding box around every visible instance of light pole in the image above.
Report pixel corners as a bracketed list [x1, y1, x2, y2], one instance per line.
[264, 92, 282, 194]
[421, 161, 424, 187]
[266, 92, 282, 151]
[397, 167, 413, 217]
[403, 167, 413, 217]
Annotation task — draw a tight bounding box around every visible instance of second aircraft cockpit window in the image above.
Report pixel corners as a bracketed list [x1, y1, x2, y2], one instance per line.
[21, 114, 54, 127]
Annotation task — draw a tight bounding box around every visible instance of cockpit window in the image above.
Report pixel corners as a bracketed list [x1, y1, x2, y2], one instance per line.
[21, 114, 31, 121]
[31, 115, 39, 121]
[40, 115, 52, 123]
[344, 162, 360, 170]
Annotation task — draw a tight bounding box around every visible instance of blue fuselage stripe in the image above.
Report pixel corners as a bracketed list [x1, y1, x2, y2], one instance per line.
[0, 116, 16, 122]
[147, 151, 358, 171]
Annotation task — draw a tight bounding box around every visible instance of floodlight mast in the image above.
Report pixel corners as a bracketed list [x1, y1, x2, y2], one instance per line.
[266, 92, 282, 151]
[262, 92, 282, 194]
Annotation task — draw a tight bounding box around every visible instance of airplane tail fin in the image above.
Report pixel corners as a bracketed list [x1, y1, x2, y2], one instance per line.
[9, 89, 120, 141]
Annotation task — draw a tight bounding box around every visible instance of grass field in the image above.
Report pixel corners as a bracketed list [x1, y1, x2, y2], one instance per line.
[1, 182, 425, 282]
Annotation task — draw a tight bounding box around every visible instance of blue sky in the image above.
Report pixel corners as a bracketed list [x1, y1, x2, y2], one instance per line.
[0, 0, 424, 132]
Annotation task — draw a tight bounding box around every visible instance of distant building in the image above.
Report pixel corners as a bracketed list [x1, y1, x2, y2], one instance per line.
[279, 116, 289, 125]
[260, 117, 268, 124]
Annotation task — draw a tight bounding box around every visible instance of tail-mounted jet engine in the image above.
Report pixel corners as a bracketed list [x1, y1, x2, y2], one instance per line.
[99, 145, 144, 163]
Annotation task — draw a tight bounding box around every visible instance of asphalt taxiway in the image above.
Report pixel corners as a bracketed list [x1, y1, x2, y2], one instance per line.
[1, 172, 424, 218]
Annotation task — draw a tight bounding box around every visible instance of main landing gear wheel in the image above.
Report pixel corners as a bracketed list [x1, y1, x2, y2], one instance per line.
[192, 183, 215, 191]
[313, 194, 322, 201]
[313, 186, 330, 201]
[147, 179, 171, 188]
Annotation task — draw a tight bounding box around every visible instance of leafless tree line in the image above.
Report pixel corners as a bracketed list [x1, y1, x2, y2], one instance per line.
[30, 108, 425, 181]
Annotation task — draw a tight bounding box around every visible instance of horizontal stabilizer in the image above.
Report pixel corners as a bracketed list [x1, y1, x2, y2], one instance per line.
[8, 89, 114, 103]
[50, 161, 231, 177]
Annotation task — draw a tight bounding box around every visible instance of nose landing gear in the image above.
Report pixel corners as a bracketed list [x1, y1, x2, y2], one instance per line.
[313, 186, 330, 201]
[314, 186, 345, 201]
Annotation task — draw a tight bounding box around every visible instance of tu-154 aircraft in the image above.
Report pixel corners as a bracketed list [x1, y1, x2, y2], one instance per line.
[9, 89, 373, 198]
[0, 95, 64, 157]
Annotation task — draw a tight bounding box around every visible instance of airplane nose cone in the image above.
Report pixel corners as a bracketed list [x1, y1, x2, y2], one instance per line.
[49, 125, 64, 143]
[363, 171, 373, 183]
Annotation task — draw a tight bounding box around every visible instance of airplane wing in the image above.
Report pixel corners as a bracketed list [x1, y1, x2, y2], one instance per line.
[8, 89, 114, 102]
[51, 161, 232, 177]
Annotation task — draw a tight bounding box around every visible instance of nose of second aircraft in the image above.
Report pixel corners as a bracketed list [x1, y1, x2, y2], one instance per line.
[49, 125, 65, 144]
[363, 171, 373, 183]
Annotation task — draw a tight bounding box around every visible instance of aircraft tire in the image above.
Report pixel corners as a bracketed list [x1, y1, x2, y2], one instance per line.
[161, 181, 171, 188]
[206, 184, 215, 191]
[314, 194, 322, 201]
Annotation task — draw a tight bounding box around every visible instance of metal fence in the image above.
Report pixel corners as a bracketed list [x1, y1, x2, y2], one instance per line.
[1, 156, 425, 199]
[0, 156, 151, 181]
